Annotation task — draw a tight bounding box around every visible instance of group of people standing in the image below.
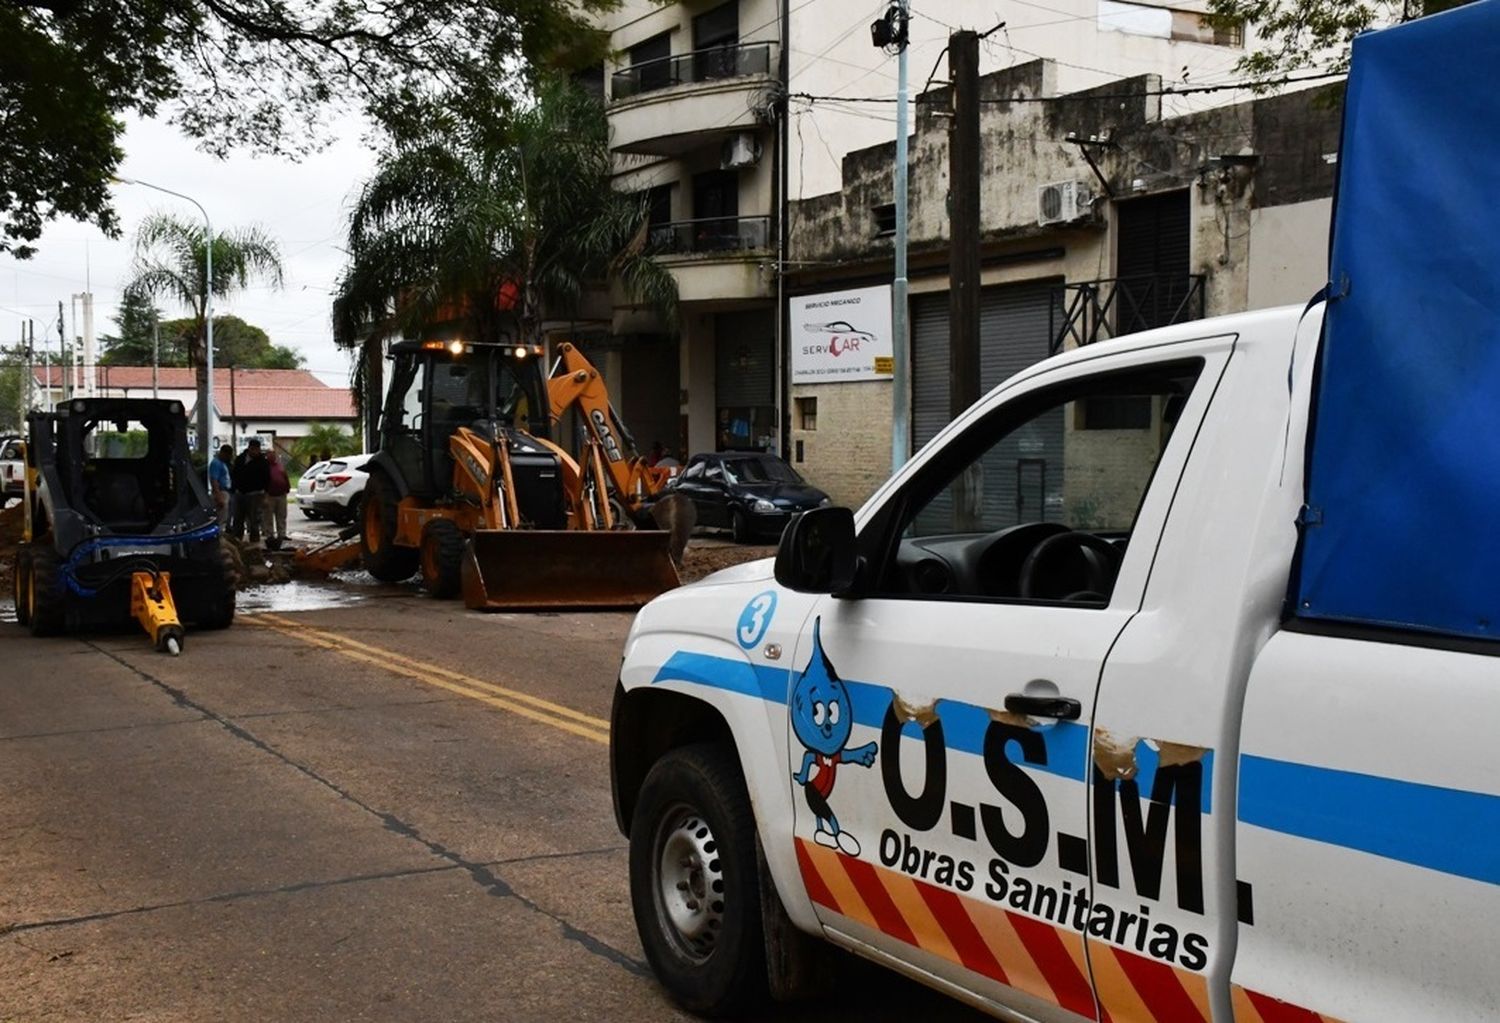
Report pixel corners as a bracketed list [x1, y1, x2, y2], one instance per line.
[209, 440, 292, 548]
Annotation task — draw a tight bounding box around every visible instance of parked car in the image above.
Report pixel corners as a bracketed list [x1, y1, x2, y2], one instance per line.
[671, 452, 829, 543]
[1, 435, 24, 499]
[309, 453, 372, 524]
[295, 460, 330, 519]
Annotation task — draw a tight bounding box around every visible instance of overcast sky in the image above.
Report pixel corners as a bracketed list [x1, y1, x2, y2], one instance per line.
[0, 116, 378, 388]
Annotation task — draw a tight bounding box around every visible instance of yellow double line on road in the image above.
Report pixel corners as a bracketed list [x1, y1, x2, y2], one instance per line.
[248, 613, 610, 745]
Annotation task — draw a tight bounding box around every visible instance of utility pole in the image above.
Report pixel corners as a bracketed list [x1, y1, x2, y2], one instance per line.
[876, 0, 913, 472]
[80, 291, 96, 398]
[152, 308, 161, 399]
[948, 29, 982, 530]
[23, 321, 35, 419]
[229, 365, 238, 450]
[56, 301, 68, 401]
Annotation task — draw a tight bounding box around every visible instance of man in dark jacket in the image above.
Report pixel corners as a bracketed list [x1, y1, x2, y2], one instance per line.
[231, 439, 270, 542]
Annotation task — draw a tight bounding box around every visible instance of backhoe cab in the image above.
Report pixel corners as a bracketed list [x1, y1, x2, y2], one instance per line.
[357, 339, 680, 609]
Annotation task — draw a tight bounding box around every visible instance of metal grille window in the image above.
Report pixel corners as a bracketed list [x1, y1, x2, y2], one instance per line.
[796, 397, 817, 431]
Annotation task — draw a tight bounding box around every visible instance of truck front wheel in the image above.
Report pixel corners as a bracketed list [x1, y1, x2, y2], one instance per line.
[629, 743, 767, 1015]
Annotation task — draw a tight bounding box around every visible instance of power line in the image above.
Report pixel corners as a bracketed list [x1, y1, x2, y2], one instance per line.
[790, 67, 1344, 105]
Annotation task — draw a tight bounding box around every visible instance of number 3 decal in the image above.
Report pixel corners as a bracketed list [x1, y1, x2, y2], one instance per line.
[737, 590, 778, 649]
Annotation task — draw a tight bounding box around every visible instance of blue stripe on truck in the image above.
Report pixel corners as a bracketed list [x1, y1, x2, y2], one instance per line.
[1239, 754, 1500, 886]
[651, 651, 1211, 812]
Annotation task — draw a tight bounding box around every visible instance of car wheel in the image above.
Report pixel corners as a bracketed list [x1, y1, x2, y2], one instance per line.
[629, 743, 767, 1015]
[301, 507, 321, 521]
[361, 469, 418, 582]
[731, 509, 752, 545]
[419, 518, 465, 599]
[12, 546, 32, 627]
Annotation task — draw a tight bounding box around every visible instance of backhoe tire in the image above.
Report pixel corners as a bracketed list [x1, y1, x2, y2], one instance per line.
[420, 518, 464, 599]
[12, 546, 31, 627]
[629, 743, 768, 1016]
[27, 546, 66, 638]
[195, 538, 239, 630]
[361, 469, 418, 583]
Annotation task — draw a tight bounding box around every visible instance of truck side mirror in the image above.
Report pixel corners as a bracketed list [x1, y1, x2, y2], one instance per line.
[775, 506, 858, 595]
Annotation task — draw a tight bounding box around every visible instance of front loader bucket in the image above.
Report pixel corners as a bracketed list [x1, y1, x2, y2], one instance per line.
[461, 530, 681, 611]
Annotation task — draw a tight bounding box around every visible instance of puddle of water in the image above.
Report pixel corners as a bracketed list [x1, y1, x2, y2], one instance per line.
[237, 580, 372, 614]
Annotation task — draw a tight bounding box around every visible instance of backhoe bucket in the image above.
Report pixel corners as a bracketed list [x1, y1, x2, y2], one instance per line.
[461, 530, 681, 611]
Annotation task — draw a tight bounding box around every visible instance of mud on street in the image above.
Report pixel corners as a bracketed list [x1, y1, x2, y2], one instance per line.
[0, 521, 983, 1022]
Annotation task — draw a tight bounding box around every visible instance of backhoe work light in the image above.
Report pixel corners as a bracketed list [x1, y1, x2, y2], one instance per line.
[514, 346, 528, 358]
[449, 340, 467, 355]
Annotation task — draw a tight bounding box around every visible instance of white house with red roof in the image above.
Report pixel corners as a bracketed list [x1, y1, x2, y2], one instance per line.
[30, 366, 358, 457]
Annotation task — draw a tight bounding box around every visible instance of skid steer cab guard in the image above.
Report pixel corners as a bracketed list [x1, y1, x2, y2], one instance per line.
[356, 338, 680, 610]
[11, 398, 236, 650]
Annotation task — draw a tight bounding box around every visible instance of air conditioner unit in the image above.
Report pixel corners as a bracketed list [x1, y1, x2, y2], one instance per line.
[1037, 180, 1092, 226]
[721, 133, 763, 170]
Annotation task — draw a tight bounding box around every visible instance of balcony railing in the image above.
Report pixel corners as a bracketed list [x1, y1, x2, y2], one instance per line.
[1050, 273, 1207, 354]
[611, 42, 773, 101]
[647, 215, 771, 256]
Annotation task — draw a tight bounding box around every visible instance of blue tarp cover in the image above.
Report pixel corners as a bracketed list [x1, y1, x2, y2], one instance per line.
[1296, 1, 1500, 640]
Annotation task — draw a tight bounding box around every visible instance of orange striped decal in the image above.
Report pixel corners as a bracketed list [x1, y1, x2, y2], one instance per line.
[1232, 983, 1348, 1023]
[795, 838, 1230, 1023]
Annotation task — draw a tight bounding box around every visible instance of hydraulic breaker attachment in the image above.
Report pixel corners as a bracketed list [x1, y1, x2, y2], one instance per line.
[461, 529, 681, 611]
[132, 571, 185, 655]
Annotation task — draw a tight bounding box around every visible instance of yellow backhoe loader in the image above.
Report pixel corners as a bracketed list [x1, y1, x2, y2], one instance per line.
[337, 338, 679, 610]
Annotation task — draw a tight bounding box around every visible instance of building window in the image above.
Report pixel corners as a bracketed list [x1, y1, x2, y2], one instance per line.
[570, 64, 605, 99]
[796, 396, 818, 431]
[1078, 395, 1152, 430]
[629, 32, 673, 94]
[693, 1, 740, 80]
[693, 170, 740, 251]
[872, 203, 896, 236]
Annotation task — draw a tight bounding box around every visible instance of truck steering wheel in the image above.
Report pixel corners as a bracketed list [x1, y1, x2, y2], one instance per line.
[1018, 530, 1123, 603]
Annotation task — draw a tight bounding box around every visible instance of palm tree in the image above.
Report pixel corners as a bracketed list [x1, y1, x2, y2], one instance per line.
[124, 213, 283, 456]
[332, 76, 677, 420]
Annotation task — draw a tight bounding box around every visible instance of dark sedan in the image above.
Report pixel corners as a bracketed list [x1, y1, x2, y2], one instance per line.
[671, 452, 830, 543]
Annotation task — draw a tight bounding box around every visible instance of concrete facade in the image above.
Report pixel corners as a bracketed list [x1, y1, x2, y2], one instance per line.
[786, 65, 1341, 506]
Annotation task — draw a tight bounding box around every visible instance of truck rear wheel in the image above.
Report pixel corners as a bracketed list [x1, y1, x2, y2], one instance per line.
[629, 743, 767, 1015]
[195, 538, 239, 630]
[420, 518, 464, 599]
[361, 469, 418, 583]
[27, 546, 65, 637]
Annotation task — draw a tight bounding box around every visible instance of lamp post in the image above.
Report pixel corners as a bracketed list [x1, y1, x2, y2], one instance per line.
[111, 176, 214, 488]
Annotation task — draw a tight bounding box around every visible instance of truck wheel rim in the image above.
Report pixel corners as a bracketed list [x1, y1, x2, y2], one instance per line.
[654, 804, 725, 962]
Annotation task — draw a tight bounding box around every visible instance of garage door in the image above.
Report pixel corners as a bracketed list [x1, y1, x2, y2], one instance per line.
[911, 280, 1063, 530]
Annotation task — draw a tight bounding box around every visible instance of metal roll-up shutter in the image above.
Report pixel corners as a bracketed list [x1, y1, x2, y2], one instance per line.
[713, 310, 774, 407]
[910, 281, 1062, 531]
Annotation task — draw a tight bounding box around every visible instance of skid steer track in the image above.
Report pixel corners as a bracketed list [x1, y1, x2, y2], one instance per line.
[461, 529, 681, 610]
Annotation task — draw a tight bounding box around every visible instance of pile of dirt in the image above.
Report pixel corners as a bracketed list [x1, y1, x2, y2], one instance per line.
[0, 502, 23, 595]
[680, 542, 776, 584]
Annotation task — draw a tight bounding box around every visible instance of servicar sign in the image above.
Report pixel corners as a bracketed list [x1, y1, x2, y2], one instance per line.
[791, 285, 893, 384]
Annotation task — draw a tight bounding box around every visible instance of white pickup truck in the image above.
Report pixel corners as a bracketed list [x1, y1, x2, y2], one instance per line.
[610, 304, 1500, 1023]
[1, 435, 24, 500]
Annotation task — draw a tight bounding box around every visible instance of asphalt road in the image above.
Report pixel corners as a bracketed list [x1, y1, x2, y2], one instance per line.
[0, 532, 987, 1021]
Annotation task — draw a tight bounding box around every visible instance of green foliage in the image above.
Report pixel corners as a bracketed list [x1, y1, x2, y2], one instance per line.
[2, 0, 613, 258]
[99, 291, 169, 366]
[1209, 0, 1475, 78]
[0, 364, 22, 433]
[333, 75, 677, 415]
[292, 422, 358, 464]
[100, 308, 302, 369]
[124, 213, 285, 453]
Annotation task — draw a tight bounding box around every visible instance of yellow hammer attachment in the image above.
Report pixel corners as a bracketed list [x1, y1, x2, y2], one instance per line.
[131, 571, 185, 655]
[461, 529, 681, 611]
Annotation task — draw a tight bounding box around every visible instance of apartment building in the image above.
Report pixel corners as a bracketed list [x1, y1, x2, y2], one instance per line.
[586, 0, 1318, 471]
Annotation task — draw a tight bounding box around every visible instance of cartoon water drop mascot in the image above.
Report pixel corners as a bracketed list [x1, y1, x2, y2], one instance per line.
[791, 618, 877, 856]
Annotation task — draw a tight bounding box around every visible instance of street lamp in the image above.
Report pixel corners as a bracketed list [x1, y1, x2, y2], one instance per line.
[111, 176, 214, 488]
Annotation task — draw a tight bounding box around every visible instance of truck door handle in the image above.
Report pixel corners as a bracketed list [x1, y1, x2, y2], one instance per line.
[1004, 694, 1082, 720]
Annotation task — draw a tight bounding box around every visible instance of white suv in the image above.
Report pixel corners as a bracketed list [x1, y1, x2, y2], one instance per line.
[1, 435, 24, 500]
[309, 453, 372, 524]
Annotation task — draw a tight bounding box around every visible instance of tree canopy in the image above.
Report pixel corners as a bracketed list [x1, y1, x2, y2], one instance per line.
[100, 308, 304, 370]
[333, 77, 677, 413]
[1209, 0, 1474, 77]
[1, 0, 612, 258]
[123, 212, 285, 452]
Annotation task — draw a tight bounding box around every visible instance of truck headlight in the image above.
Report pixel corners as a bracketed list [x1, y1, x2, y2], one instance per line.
[752, 498, 777, 514]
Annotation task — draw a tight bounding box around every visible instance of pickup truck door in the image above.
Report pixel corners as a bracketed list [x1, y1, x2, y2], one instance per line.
[784, 347, 1225, 1021]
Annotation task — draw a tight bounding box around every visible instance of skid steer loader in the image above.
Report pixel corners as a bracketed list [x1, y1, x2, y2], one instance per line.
[356, 339, 680, 610]
[9, 398, 236, 653]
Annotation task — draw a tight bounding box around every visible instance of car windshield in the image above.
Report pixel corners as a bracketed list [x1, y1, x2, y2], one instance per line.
[724, 456, 801, 484]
